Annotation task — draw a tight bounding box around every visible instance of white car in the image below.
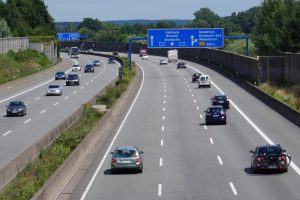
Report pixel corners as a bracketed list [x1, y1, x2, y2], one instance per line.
[72, 64, 81, 72]
[46, 84, 62, 96]
[198, 75, 211, 88]
[142, 54, 149, 60]
[160, 59, 168, 65]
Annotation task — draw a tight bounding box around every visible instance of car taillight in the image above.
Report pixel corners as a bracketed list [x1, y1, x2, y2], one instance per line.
[278, 156, 286, 161]
[136, 158, 142, 165]
[111, 158, 117, 165]
[256, 157, 263, 161]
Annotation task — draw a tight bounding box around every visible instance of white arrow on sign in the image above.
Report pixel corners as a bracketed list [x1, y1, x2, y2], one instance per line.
[150, 35, 154, 46]
[170, 42, 174, 46]
[191, 35, 198, 46]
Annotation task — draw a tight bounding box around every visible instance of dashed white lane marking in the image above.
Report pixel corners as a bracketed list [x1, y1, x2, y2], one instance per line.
[229, 182, 238, 195]
[210, 138, 214, 144]
[185, 81, 188, 84]
[164, 90, 166, 93]
[158, 184, 162, 196]
[163, 100, 166, 104]
[189, 89, 192, 92]
[24, 119, 32, 124]
[40, 110, 47, 114]
[160, 139, 164, 146]
[204, 125, 208, 130]
[191, 94, 194, 97]
[159, 158, 163, 167]
[217, 156, 223, 165]
[94, 76, 97, 79]
[3, 130, 12, 136]
[162, 126, 165, 132]
[80, 87, 84, 89]
[73, 91, 77, 94]
[90, 79, 94, 82]
[162, 116, 165, 120]
[35, 97, 40, 101]
[197, 106, 199, 110]
[194, 99, 197, 103]
[65, 96, 69, 100]
[188, 85, 190, 88]
[200, 114, 203, 118]
[86, 83, 89, 86]
[164, 94, 166, 98]
[54, 102, 59, 106]
[164, 85, 166, 89]
[163, 107, 166, 111]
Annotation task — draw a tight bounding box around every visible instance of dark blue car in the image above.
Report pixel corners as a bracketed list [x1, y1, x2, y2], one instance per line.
[211, 95, 230, 109]
[205, 106, 226, 125]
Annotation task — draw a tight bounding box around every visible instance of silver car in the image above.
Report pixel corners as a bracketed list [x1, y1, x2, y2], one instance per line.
[72, 64, 81, 72]
[110, 146, 144, 174]
[160, 58, 168, 65]
[46, 84, 62, 96]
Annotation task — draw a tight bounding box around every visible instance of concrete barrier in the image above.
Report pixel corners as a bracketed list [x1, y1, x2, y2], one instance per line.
[0, 53, 121, 191]
[31, 60, 142, 200]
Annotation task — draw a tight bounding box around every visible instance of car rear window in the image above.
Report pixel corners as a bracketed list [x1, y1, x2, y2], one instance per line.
[216, 96, 225, 100]
[207, 107, 222, 113]
[258, 146, 281, 155]
[49, 85, 59, 89]
[114, 150, 139, 158]
[10, 102, 22, 106]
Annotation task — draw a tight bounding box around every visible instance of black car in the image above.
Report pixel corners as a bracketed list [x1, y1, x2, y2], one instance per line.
[6, 101, 27, 116]
[66, 74, 80, 86]
[205, 106, 226, 125]
[250, 144, 291, 173]
[108, 57, 115, 64]
[55, 71, 66, 80]
[192, 73, 201, 82]
[211, 95, 230, 109]
[177, 62, 186, 69]
[113, 51, 119, 56]
[84, 64, 94, 73]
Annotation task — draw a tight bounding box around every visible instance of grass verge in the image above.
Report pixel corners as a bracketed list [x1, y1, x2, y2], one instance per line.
[0, 49, 52, 85]
[258, 82, 300, 112]
[0, 57, 135, 200]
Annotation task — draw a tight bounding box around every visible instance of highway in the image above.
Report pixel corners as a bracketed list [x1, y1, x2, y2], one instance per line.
[0, 53, 119, 169]
[68, 54, 300, 200]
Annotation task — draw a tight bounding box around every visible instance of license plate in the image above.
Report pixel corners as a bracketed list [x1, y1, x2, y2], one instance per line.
[213, 115, 219, 117]
[268, 165, 277, 169]
[12, 110, 18, 113]
[219, 101, 224, 103]
[117, 160, 131, 164]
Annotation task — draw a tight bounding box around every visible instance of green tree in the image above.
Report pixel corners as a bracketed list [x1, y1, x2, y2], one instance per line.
[193, 8, 220, 27]
[78, 18, 103, 32]
[0, 18, 11, 37]
[253, 0, 299, 55]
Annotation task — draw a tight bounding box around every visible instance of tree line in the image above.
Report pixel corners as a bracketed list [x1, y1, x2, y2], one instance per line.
[0, 0, 299, 55]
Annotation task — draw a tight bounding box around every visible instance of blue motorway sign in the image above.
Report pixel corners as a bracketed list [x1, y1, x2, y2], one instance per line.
[147, 28, 224, 48]
[57, 32, 80, 41]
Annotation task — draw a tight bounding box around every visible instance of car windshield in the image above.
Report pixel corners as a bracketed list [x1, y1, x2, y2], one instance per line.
[200, 77, 206, 81]
[86, 65, 93, 68]
[207, 107, 222, 113]
[56, 72, 64, 75]
[94, 60, 99, 63]
[215, 96, 226, 100]
[258, 146, 281, 155]
[49, 85, 59, 89]
[113, 149, 139, 158]
[9, 102, 23, 106]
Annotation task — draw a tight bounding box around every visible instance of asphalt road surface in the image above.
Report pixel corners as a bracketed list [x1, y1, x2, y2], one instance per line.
[69, 54, 300, 200]
[0, 53, 119, 169]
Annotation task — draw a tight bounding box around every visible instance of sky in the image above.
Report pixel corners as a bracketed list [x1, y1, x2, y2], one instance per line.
[43, 0, 262, 22]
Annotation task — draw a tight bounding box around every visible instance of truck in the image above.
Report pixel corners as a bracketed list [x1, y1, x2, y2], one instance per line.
[139, 48, 147, 57]
[168, 49, 178, 62]
[69, 47, 80, 58]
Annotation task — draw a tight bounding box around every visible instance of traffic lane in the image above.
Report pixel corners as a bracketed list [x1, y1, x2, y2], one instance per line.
[149, 57, 300, 199]
[70, 60, 164, 200]
[150, 56, 300, 168]
[0, 60, 118, 168]
[152, 61, 235, 200]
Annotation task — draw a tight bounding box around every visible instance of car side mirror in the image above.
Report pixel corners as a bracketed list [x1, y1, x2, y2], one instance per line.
[249, 150, 254, 154]
[204, 110, 207, 112]
[110, 152, 114, 154]
[140, 151, 144, 154]
[282, 149, 286, 153]
[6, 105, 8, 107]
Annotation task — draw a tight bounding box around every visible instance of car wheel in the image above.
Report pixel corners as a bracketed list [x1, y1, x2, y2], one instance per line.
[6, 113, 10, 117]
[138, 168, 143, 173]
[224, 120, 227, 125]
[111, 168, 116, 174]
[253, 168, 258, 174]
[208, 85, 211, 88]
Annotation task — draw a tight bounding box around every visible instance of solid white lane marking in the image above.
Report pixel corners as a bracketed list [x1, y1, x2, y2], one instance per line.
[40, 110, 47, 114]
[162, 126, 165, 132]
[79, 65, 145, 200]
[161, 139, 164, 146]
[204, 125, 207, 130]
[197, 106, 199, 110]
[158, 184, 162, 196]
[162, 116, 165, 120]
[200, 114, 203, 118]
[210, 138, 214, 144]
[73, 91, 77, 94]
[229, 182, 238, 195]
[217, 156, 223, 165]
[35, 97, 40, 101]
[24, 119, 31, 124]
[159, 158, 163, 167]
[54, 102, 59, 106]
[3, 130, 12, 136]
[65, 96, 69, 100]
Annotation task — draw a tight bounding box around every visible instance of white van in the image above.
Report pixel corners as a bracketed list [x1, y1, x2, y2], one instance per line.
[198, 75, 211, 88]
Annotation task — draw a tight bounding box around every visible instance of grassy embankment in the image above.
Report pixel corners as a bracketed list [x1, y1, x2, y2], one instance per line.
[0, 57, 135, 200]
[0, 49, 52, 85]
